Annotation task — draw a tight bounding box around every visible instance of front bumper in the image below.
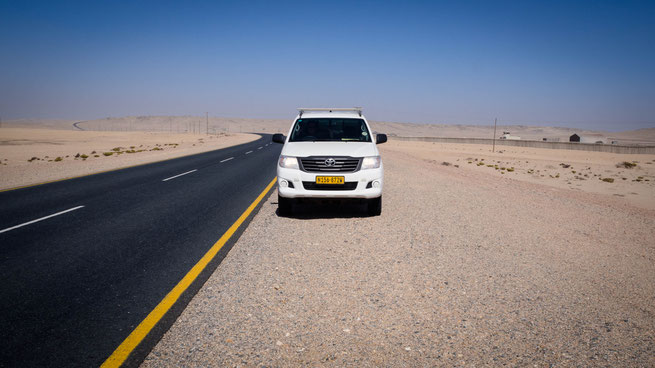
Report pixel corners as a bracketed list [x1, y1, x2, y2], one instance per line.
[277, 165, 383, 199]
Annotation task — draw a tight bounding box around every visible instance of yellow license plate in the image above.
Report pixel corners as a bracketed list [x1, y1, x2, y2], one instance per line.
[315, 176, 344, 184]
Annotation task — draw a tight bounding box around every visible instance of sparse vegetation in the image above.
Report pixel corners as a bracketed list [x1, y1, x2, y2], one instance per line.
[441, 162, 451, 166]
[559, 163, 571, 168]
[507, 167, 515, 172]
[103, 152, 114, 156]
[54, 157, 63, 162]
[601, 178, 614, 183]
[111, 147, 121, 152]
[80, 154, 88, 159]
[617, 161, 637, 169]
[28, 157, 39, 162]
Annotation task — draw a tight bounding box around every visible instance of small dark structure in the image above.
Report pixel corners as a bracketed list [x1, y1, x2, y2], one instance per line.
[569, 134, 580, 142]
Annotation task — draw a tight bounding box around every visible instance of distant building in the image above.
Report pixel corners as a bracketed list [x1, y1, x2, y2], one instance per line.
[542, 137, 560, 142]
[569, 133, 607, 143]
[499, 131, 521, 140]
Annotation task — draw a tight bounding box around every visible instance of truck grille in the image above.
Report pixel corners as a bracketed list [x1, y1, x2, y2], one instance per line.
[302, 182, 358, 191]
[299, 157, 361, 173]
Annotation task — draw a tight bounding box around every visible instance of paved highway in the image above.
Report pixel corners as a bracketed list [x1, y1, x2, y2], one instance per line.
[0, 134, 280, 367]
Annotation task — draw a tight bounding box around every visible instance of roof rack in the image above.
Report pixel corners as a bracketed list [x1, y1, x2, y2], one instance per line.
[297, 107, 363, 118]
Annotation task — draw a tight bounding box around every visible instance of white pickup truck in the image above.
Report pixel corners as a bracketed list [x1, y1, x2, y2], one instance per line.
[272, 108, 386, 216]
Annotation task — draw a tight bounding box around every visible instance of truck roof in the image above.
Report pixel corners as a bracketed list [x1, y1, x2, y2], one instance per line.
[297, 107, 364, 119]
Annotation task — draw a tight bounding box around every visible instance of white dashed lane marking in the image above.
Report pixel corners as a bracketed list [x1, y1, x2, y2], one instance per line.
[162, 169, 197, 182]
[0, 206, 85, 234]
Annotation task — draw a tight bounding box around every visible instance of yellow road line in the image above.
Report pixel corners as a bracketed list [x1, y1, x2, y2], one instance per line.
[101, 176, 277, 368]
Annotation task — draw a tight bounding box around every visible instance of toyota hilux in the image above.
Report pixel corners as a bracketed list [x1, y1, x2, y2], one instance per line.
[272, 107, 386, 216]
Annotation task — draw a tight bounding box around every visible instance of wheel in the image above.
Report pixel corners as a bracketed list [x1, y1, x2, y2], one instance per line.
[367, 196, 382, 216]
[278, 194, 293, 216]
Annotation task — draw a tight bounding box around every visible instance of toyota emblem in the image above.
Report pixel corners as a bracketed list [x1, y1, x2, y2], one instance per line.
[324, 158, 336, 166]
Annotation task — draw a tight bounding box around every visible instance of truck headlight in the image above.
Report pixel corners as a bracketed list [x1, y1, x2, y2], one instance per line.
[361, 156, 381, 170]
[278, 155, 299, 169]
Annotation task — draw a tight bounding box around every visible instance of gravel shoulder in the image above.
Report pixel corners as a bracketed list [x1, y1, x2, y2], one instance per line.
[142, 144, 655, 367]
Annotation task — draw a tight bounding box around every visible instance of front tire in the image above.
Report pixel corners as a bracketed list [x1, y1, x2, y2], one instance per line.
[278, 194, 293, 217]
[367, 196, 382, 216]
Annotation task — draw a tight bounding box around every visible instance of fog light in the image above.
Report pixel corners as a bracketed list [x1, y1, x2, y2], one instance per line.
[372, 181, 380, 188]
[280, 179, 288, 188]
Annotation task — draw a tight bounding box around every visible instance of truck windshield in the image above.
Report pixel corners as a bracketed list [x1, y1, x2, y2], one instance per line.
[289, 118, 372, 142]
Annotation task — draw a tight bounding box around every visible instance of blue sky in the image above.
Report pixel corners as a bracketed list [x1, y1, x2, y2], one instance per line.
[1, 0, 654, 131]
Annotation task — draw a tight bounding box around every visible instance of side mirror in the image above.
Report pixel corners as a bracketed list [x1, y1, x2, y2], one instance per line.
[375, 133, 387, 144]
[272, 134, 286, 144]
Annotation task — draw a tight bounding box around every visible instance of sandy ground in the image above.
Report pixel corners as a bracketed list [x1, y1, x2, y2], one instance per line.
[6, 116, 655, 144]
[141, 143, 655, 367]
[383, 140, 655, 210]
[0, 128, 258, 190]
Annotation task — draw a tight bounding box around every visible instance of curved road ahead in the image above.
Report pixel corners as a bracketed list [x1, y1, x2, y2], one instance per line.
[0, 134, 280, 367]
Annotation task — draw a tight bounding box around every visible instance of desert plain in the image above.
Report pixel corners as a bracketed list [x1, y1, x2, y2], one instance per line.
[2, 117, 654, 366]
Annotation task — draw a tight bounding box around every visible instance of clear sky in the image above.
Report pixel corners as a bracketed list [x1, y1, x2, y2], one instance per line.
[1, 0, 654, 131]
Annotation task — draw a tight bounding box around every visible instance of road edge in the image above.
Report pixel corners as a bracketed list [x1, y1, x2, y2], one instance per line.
[0, 133, 262, 193]
[101, 177, 278, 368]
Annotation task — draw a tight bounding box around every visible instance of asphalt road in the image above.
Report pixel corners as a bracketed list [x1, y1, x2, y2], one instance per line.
[0, 134, 280, 367]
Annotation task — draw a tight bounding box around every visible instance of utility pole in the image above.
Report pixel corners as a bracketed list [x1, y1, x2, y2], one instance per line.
[206, 112, 209, 135]
[492, 118, 497, 153]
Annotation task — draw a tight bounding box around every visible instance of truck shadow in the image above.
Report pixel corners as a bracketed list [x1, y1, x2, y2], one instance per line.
[273, 199, 373, 219]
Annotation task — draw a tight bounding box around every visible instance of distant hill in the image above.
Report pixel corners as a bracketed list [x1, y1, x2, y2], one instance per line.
[4, 116, 654, 145]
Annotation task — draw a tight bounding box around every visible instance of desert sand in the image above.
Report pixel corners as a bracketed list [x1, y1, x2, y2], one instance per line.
[6, 116, 655, 144]
[142, 136, 655, 367]
[2, 117, 653, 206]
[3, 116, 654, 365]
[0, 128, 258, 190]
[382, 140, 655, 210]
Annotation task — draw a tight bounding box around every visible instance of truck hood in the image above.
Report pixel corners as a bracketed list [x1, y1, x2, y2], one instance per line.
[281, 141, 378, 158]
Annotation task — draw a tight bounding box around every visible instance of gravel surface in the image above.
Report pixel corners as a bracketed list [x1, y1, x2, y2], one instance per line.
[142, 146, 655, 367]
